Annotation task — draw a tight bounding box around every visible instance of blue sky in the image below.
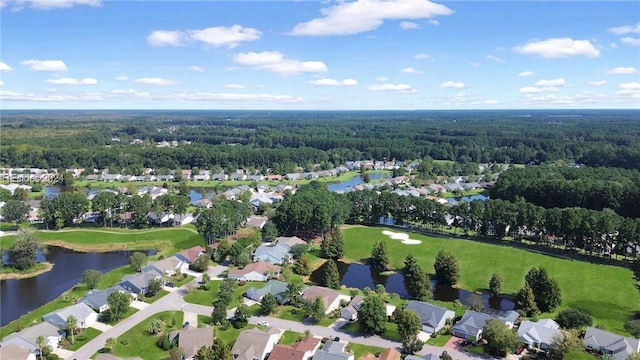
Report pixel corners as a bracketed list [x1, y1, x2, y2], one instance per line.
[0, 0, 639, 109]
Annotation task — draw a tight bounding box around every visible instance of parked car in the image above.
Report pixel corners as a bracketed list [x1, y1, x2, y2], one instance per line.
[165, 282, 176, 288]
[258, 320, 270, 327]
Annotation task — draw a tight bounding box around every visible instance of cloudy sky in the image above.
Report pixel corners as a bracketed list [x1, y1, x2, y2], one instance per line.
[0, 0, 639, 109]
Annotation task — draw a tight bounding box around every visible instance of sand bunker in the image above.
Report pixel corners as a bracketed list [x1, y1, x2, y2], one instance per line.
[382, 230, 422, 245]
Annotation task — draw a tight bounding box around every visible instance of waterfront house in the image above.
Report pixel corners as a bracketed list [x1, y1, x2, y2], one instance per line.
[42, 303, 98, 329]
[517, 319, 561, 351]
[301, 286, 350, 314]
[406, 300, 455, 334]
[228, 261, 280, 282]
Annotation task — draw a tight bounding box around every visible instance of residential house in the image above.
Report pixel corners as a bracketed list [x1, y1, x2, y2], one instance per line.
[452, 310, 494, 341]
[247, 215, 268, 229]
[192, 174, 210, 181]
[247, 174, 264, 182]
[301, 286, 350, 314]
[231, 327, 281, 360]
[175, 246, 206, 265]
[267, 174, 283, 181]
[42, 303, 97, 329]
[246, 280, 289, 303]
[101, 174, 122, 182]
[517, 319, 561, 351]
[284, 173, 302, 181]
[81, 285, 127, 313]
[482, 309, 520, 328]
[256, 184, 269, 193]
[405, 354, 439, 360]
[148, 211, 171, 225]
[168, 325, 214, 360]
[212, 173, 228, 181]
[359, 348, 402, 360]
[275, 236, 307, 250]
[340, 296, 364, 321]
[0, 343, 37, 360]
[227, 261, 281, 282]
[141, 256, 187, 276]
[230, 173, 247, 181]
[313, 340, 354, 360]
[253, 244, 291, 264]
[118, 272, 158, 298]
[196, 198, 213, 208]
[1, 322, 64, 356]
[583, 327, 640, 360]
[268, 336, 321, 360]
[181, 169, 192, 180]
[156, 175, 174, 182]
[405, 301, 455, 334]
[171, 213, 194, 226]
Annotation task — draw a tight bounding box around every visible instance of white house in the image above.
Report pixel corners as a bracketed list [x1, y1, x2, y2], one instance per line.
[42, 303, 98, 330]
[517, 319, 561, 351]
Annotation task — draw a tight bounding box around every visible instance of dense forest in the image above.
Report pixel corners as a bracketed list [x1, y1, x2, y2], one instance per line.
[1, 110, 639, 171]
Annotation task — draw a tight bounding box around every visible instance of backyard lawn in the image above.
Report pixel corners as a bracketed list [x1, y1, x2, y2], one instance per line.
[342, 226, 640, 335]
[112, 311, 184, 360]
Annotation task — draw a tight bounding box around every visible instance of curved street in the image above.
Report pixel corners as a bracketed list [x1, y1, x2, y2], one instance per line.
[67, 264, 481, 360]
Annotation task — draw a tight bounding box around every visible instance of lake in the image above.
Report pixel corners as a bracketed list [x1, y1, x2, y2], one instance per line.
[328, 173, 386, 192]
[310, 261, 514, 311]
[1, 247, 145, 326]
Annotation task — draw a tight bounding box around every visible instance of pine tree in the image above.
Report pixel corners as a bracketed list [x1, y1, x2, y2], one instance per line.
[322, 259, 341, 289]
[433, 250, 460, 286]
[515, 283, 539, 317]
[489, 272, 502, 295]
[370, 240, 390, 270]
[403, 254, 431, 301]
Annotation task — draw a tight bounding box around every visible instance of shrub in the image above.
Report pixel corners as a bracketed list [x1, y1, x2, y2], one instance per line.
[624, 319, 640, 337]
[556, 308, 593, 329]
[120, 339, 129, 345]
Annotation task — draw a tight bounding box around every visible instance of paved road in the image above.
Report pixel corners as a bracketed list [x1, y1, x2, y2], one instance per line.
[69, 263, 483, 360]
[67, 265, 227, 360]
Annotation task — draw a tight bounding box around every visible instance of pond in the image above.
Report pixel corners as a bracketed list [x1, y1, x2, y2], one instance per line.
[328, 173, 386, 192]
[0, 247, 153, 326]
[310, 261, 514, 311]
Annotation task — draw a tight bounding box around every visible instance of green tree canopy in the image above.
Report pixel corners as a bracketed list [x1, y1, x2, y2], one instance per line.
[489, 272, 502, 295]
[403, 254, 431, 301]
[357, 295, 387, 334]
[515, 283, 539, 317]
[370, 240, 389, 270]
[525, 266, 562, 312]
[7, 229, 46, 271]
[106, 291, 131, 322]
[322, 259, 341, 289]
[395, 309, 424, 354]
[482, 318, 521, 356]
[1, 200, 30, 226]
[433, 250, 460, 286]
[129, 252, 147, 272]
[556, 308, 593, 329]
[259, 293, 278, 316]
[81, 269, 102, 289]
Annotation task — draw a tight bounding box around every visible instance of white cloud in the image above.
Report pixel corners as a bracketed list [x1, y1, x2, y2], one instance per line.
[0, 80, 4, 87]
[486, 55, 505, 63]
[21, 59, 67, 72]
[147, 30, 185, 47]
[233, 51, 327, 75]
[224, 83, 245, 89]
[188, 25, 261, 48]
[134, 77, 177, 86]
[588, 80, 607, 87]
[176, 92, 303, 104]
[609, 42, 619, 48]
[369, 83, 417, 93]
[606, 67, 638, 74]
[621, 37, 640, 46]
[517, 70, 535, 77]
[309, 78, 358, 86]
[400, 21, 421, 30]
[4, 0, 100, 10]
[0, 61, 14, 72]
[454, 91, 466, 101]
[147, 25, 261, 48]
[402, 67, 423, 74]
[289, 0, 453, 36]
[608, 22, 640, 34]
[414, 53, 432, 60]
[439, 81, 465, 89]
[469, 62, 481, 68]
[46, 77, 97, 85]
[189, 65, 204, 72]
[0, 90, 104, 102]
[427, 19, 440, 26]
[520, 87, 543, 94]
[115, 76, 128, 81]
[616, 82, 640, 98]
[534, 78, 565, 87]
[513, 38, 600, 58]
[376, 77, 389, 82]
[484, 99, 500, 105]
[619, 82, 640, 90]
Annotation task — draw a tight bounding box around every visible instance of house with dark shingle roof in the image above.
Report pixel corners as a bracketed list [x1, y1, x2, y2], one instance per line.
[81, 285, 127, 313]
[406, 300, 455, 334]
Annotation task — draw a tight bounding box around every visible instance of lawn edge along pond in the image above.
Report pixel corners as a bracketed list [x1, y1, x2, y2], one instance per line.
[341, 225, 640, 336]
[0, 227, 204, 338]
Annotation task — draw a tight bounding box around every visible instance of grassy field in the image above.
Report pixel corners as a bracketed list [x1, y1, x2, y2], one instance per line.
[341, 321, 401, 341]
[342, 226, 640, 335]
[112, 311, 184, 360]
[183, 280, 266, 309]
[345, 342, 386, 359]
[427, 334, 452, 346]
[31, 227, 203, 257]
[67, 327, 102, 351]
[279, 330, 306, 345]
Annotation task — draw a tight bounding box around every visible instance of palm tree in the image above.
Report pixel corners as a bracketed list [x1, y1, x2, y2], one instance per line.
[66, 315, 78, 344]
[36, 335, 45, 360]
[105, 337, 117, 353]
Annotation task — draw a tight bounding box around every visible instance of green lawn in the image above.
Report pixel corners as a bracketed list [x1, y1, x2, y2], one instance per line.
[345, 342, 386, 359]
[565, 350, 597, 360]
[183, 280, 266, 309]
[341, 322, 401, 341]
[466, 345, 486, 355]
[102, 307, 139, 325]
[197, 315, 257, 347]
[112, 311, 184, 360]
[279, 330, 305, 345]
[342, 226, 640, 335]
[427, 334, 452, 346]
[34, 227, 203, 257]
[67, 327, 102, 351]
[143, 289, 169, 303]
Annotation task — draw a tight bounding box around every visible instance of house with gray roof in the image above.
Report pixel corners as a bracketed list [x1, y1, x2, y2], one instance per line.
[1, 322, 64, 354]
[42, 302, 97, 329]
[406, 300, 455, 334]
[452, 310, 494, 341]
[231, 327, 281, 360]
[253, 244, 291, 264]
[246, 280, 289, 303]
[81, 285, 127, 313]
[583, 327, 640, 360]
[118, 272, 158, 298]
[313, 340, 354, 360]
[340, 295, 364, 321]
[141, 256, 187, 276]
[517, 319, 561, 351]
[168, 325, 214, 360]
